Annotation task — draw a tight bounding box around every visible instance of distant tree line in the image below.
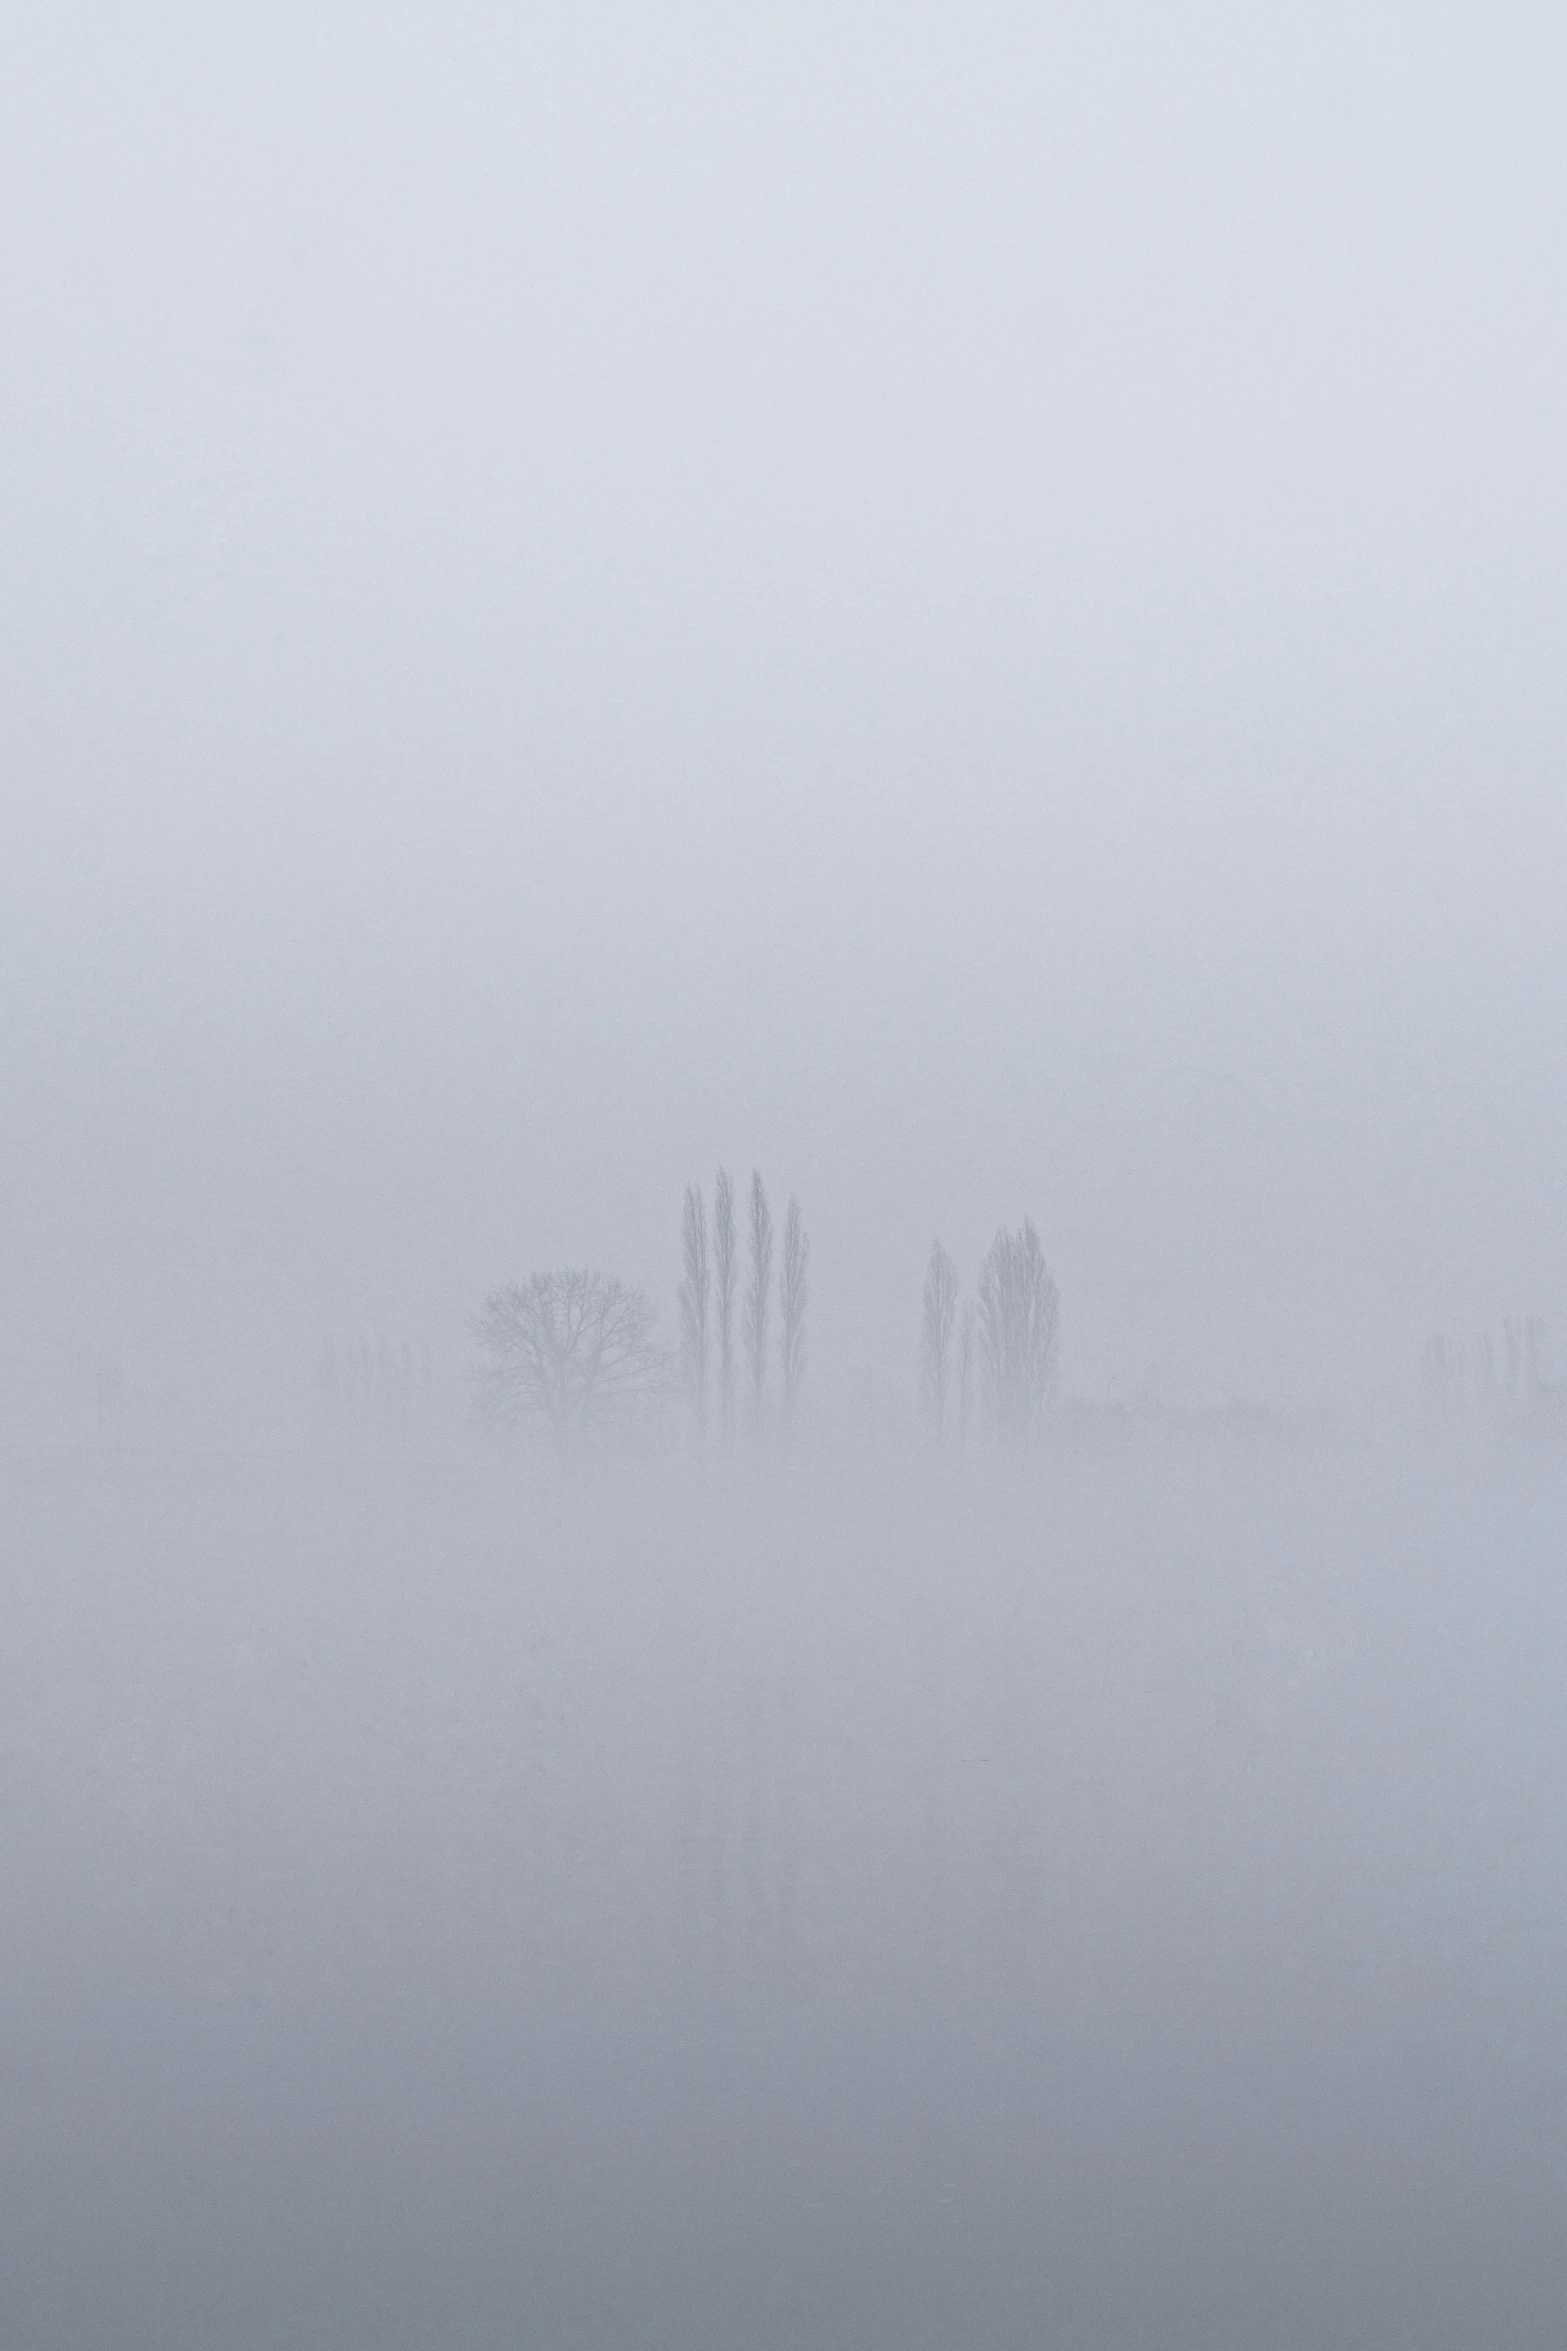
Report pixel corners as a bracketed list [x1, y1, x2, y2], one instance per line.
[470, 1190, 1065, 1456]
[1421, 1314, 1562, 1421]
[471, 1168, 808, 1452]
[680, 1169, 808, 1447]
[920, 1220, 1059, 1448]
[320, 1335, 436, 1445]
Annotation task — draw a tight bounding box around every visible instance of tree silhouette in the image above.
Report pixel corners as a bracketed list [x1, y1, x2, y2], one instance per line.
[713, 1169, 738, 1444]
[920, 1240, 958, 1441]
[743, 1171, 773, 1434]
[779, 1193, 809, 1425]
[958, 1301, 976, 1446]
[474, 1271, 659, 1448]
[679, 1184, 710, 1437]
[976, 1220, 1058, 1442]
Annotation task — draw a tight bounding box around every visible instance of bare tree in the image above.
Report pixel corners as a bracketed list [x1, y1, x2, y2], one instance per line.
[976, 1219, 1059, 1442]
[957, 1302, 976, 1446]
[679, 1183, 710, 1437]
[743, 1170, 773, 1433]
[713, 1168, 738, 1444]
[779, 1193, 809, 1425]
[474, 1271, 660, 1448]
[919, 1240, 958, 1441]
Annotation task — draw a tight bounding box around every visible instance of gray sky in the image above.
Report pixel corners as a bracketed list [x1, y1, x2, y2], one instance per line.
[4, 2, 1565, 1423]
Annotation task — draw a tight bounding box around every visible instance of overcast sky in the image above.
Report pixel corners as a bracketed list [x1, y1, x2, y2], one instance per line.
[4, 2, 1565, 1424]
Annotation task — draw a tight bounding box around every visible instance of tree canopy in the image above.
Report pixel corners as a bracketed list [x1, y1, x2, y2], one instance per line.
[474, 1271, 660, 1445]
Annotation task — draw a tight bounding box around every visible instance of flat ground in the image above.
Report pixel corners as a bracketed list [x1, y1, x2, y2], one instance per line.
[2, 1432, 1564, 2347]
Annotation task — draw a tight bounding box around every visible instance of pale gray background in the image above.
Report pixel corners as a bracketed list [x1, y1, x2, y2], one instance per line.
[6, 18, 1567, 2345]
[4, 2, 1564, 1427]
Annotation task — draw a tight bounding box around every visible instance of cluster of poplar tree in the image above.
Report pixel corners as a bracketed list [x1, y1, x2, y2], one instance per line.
[679, 1170, 808, 1441]
[472, 1193, 1058, 1456]
[919, 1221, 1060, 1445]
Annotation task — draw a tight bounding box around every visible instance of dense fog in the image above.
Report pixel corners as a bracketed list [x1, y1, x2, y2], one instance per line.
[5, 2, 1566, 2343]
[7, 1432, 1567, 2345]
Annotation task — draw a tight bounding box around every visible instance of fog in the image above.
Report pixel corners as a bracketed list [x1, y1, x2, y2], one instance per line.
[8, 1436, 1567, 2344]
[4, 3, 1567, 2341]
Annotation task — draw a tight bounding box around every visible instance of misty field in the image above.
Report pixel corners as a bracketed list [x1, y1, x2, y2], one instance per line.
[3, 1431, 1565, 2348]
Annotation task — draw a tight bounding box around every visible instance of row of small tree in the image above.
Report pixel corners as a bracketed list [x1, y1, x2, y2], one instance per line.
[920, 1220, 1060, 1445]
[472, 1198, 1059, 1454]
[319, 1335, 437, 1444]
[471, 1171, 809, 1449]
[1421, 1315, 1560, 1418]
[680, 1170, 808, 1441]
